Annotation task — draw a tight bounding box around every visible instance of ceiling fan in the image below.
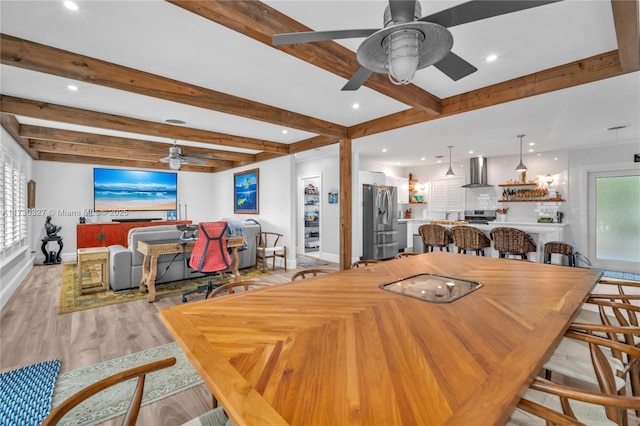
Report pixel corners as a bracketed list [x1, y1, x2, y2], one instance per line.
[159, 141, 213, 170]
[273, 0, 561, 90]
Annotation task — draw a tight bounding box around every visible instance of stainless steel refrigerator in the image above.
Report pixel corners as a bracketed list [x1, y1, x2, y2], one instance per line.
[363, 184, 398, 260]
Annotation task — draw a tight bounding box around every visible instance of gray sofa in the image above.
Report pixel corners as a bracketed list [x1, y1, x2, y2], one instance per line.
[108, 221, 260, 292]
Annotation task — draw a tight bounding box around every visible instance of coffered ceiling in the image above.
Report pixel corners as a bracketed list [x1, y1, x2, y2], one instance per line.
[1, 0, 638, 173]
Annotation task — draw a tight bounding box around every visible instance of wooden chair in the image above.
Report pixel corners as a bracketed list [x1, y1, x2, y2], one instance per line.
[508, 324, 640, 425]
[417, 224, 452, 252]
[207, 281, 271, 298]
[255, 232, 287, 272]
[291, 268, 334, 281]
[449, 225, 491, 256]
[351, 259, 381, 268]
[489, 227, 537, 260]
[42, 358, 176, 426]
[395, 252, 418, 258]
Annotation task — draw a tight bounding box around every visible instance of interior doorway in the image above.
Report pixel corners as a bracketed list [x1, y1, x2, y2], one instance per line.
[587, 168, 640, 273]
[299, 175, 321, 258]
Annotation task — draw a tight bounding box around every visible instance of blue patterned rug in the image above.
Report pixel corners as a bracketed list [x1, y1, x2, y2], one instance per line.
[0, 359, 61, 425]
[600, 269, 640, 281]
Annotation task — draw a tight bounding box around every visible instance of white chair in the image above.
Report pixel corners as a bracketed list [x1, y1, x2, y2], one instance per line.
[255, 232, 287, 272]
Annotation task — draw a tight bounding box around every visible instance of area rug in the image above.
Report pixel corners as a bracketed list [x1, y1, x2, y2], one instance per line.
[51, 342, 202, 426]
[0, 359, 61, 426]
[58, 263, 270, 314]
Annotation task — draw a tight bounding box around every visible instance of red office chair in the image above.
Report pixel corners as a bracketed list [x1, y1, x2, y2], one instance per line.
[182, 221, 231, 302]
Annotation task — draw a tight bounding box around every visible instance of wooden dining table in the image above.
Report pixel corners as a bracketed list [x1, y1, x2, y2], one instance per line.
[159, 252, 602, 425]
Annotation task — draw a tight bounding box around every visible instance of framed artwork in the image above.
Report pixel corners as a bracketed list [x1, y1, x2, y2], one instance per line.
[167, 210, 177, 221]
[234, 168, 259, 214]
[328, 192, 338, 204]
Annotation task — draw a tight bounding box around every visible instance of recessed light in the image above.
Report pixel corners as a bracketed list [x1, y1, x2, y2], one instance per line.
[382, 148, 387, 153]
[468, 150, 474, 154]
[63, 1, 79, 11]
[528, 149, 535, 152]
[437, 160, 442, 163]
[164, 119, 186, 125]
[486, 54, 497, 62]
[421, 157, 425, 161]
[529, 142, 535, 146]
[282, 129, 288, 134]
[352, 103, 360, 109]
[536, 153, 542, 156]
[67, 84, 78, 91]
[554, 157, 558, 161]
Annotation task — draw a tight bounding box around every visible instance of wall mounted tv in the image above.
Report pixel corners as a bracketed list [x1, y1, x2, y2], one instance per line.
[94, 168, 177, 211]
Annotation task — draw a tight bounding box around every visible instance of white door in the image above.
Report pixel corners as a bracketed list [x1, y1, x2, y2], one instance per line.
[587, 169, 640, 273]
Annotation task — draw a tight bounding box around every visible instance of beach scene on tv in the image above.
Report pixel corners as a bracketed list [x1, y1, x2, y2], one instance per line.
[94, 168, 177, 211]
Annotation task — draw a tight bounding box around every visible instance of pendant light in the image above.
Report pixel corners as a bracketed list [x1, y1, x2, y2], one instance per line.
[515, 134, 528, 172]
[446, 145, 455, 176]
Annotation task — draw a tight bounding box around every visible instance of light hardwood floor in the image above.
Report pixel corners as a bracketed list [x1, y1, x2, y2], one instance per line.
[0, 258, 337, 425]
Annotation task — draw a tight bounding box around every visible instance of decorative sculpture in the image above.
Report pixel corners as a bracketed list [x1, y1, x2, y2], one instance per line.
[44, 216, 62, 237]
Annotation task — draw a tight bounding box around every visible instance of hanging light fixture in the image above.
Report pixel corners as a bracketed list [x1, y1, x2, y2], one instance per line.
[515, 134, 528, 172]
[446, 145, 455, 176]
[169, 158, 181, 171]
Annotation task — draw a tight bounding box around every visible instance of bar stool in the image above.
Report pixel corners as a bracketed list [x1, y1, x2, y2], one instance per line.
[543, 241, 577, 267]
[450, 225, 491, 256]
[418, 224, 452, 252]
[490, 227, 537, 260]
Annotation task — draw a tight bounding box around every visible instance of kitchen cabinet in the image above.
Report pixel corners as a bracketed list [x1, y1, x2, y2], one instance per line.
[385, 175, 409, 204]
[304, 188, 320, 253]
[359, 171, 386, 186]
[431, 176, 465, 211]
[397, 221, 407, 251]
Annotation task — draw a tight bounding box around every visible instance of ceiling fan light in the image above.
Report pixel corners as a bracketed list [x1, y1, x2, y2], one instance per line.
[385, 30, 421, 85]
[169, 158, 181, 170]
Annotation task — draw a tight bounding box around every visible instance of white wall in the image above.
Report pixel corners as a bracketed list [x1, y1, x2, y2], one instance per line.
[0, 128, 34, 309]
[208, 156, 296, 268]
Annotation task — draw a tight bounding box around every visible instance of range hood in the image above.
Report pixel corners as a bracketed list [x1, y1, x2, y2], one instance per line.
[462, 156, 493, 188]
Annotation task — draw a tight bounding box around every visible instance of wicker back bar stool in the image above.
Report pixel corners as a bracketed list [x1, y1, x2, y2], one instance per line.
[418, 224, 453, 252]
[489, 227, 537, 260]
[543, 241, 578, 266]
[449, 225, 491, 256]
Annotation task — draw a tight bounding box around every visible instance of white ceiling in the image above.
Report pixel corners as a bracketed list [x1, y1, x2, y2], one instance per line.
[1, 0, 638, 167]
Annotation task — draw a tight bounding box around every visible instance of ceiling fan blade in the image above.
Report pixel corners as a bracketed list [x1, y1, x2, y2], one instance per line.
[273, 29, 378, 46]
[182, 153, 213, 159]
[159, 157, 170, 163]
[433, 52, 478, 81]
[389, 0, 417, 24]
[420, 0, 562, 28]
[341, 67, 374, 91]
[183, 157, 205, 165]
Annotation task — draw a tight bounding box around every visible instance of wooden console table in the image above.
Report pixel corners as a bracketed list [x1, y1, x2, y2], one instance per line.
[137, 236, 245, 302]
[77, 220, 192, 249]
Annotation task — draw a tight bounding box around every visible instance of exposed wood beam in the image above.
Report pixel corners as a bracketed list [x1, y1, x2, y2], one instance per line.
[339, 137, 352, 271]
[0, 113, 39, 159]
[288, 134, 338, 154]
[349, 51, 627, 139]
[20, 125, 254, 163]
[611, 0, 640, 72]
[28, 140, 234, 169]
[0, 34, 345, 138]
[0, 95, 289, 154]
[38, 152, 217, 173]
[167, 0, 442, 115]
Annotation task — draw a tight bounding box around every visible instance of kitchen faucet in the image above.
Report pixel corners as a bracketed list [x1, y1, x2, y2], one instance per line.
[445, 211, 451, 220]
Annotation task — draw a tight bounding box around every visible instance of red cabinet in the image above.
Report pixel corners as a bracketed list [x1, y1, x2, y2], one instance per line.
[77, 220, 192, 249]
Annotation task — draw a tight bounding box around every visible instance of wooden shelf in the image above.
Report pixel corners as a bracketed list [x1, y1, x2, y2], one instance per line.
[498, 199, 565, 203]
[498, 183, 537, 187]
